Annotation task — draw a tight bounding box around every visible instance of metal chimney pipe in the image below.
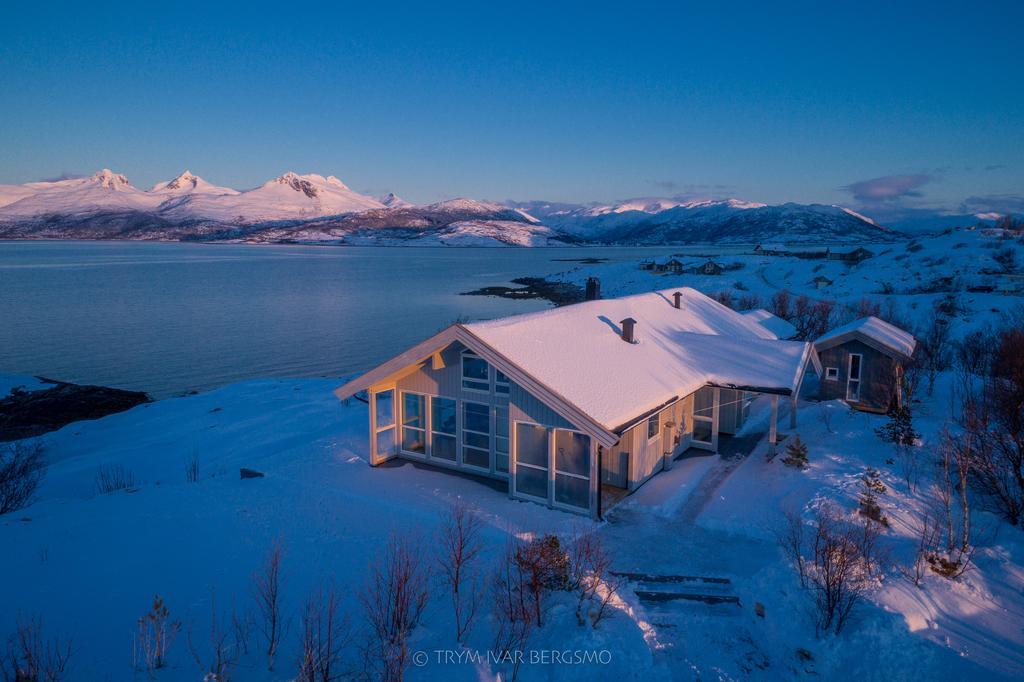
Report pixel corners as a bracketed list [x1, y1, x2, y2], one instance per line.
[673, 291, 683, 309]
[620, 317, 637, 343]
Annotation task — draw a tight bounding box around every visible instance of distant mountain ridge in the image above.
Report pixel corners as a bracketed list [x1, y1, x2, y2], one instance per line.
[0, 169, 903, 246]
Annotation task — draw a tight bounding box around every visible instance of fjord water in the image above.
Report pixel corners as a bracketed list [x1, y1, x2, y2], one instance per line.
[0, 241, 661, 397]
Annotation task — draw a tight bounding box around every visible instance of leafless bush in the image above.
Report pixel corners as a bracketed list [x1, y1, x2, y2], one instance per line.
[929, 430, 978, 578]
[188, 590, 241, 682]
[736, 293, 762, 311]
[566, 529, 620, 628]
[513, 534, 568, 627]
[253, 542, 288, 671]
[790, 296, 835, 341]
[133, 595, 180, 675]
[916, 312, 952, 394]
[818, 402, 835, 434]
[769, 289, 791, 321]
[360, 534, 430, 682]
[297, 584, 350, 682]
[0, 440, 46, 515]
[777, 505, 883, 636]
[491, 542, 536, 682]
[1, 615, 72, 682]
[186, 456, 199, 483]
[95, 463, 134, 494]
[712, 290, 734, 309]
[436, 500, 483, 642]
[954, 328, 997, 377]
[899, 514, 939, 588]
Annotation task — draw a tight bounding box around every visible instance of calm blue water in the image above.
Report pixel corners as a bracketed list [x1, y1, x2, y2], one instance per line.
[0, 241, 668, 397]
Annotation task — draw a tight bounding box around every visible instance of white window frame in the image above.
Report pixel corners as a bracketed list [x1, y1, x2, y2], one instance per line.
[825, 367, 839, 381]
[371, 386, 397, 464]
[398, 391, 428, 458]
[494, 404, 510, 476]
[495, 369, 511, 395]
[512, 420, 552, 504]
[646, 413, 660, 441]
[461, 400, 492, 472]
[460, 350, 490, 394]
[429, 395, 458, 465]
[846, 353, 863, 402]
[551, 428, 592, 512]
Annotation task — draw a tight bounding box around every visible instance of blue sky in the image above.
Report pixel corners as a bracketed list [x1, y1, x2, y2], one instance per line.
[1, 1, 1021, 215]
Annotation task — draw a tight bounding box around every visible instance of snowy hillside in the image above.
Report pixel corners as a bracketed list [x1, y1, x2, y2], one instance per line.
[1, 369, 1021, 680]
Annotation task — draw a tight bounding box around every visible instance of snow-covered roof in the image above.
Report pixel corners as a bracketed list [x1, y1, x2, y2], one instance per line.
[741, 308, 798, 340]
[462, 288, 812, 431]
[814, 316, 916, 359]
[336, 288, 816, 445]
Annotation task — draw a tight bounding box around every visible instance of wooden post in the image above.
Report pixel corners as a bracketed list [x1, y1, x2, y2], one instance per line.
[712, 387, 721, 454]
[789, 396, 797, 429]
[769, 395, 779, 456]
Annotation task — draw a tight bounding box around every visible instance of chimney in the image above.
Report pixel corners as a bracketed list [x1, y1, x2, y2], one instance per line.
[585, 277, 601, 301]
[620, 317, 637, 343]
[672, 291, 683, 309]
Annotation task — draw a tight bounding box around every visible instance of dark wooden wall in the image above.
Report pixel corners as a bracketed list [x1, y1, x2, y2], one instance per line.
[817, 339, 900, 411]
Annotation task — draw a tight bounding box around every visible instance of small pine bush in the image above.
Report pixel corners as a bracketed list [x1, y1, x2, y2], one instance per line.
[782, 435, 809, 469]
[875, 404, 919, 446]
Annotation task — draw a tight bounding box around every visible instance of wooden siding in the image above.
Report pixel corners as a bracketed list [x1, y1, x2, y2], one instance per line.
[818, 339, 901, 411]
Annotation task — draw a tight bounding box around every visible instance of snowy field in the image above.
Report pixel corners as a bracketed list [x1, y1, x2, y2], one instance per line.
[2, 366, 1023, 680]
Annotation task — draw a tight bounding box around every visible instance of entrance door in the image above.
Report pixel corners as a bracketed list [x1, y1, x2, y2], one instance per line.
[846, 353, 863, 402]
[691, 386, 718, 451]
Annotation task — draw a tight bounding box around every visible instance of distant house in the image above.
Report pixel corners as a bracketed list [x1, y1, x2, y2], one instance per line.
[828, 247, 873, 263]
[639, 259, 656, 271]
[662, 258, 685, 274]
[814, 317, 916, 412]
[335, 288, 819, 518]
[812, 275, 834, 290]
[741, 308, 797, 339]
[690, 260, 724, 276]
[754, 243, 788, 256]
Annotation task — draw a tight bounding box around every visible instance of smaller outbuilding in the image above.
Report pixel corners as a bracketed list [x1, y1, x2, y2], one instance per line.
[693, 260, 723, 275]
[811, 275, 833, 290]
[814, 316, 916, 412]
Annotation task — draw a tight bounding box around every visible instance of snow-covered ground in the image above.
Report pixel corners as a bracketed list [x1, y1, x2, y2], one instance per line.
[2, 366, 1022, 680]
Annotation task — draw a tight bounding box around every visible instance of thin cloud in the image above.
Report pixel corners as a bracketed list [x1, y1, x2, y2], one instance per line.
[984, 164, 1006, 171]
[840, 174, 932, 202]
[959, 194, 1024, 215]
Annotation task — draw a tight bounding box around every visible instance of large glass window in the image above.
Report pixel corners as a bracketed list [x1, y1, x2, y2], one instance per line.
[495, 406, 509, 473]
[430, 396, 456, 461]
[495, 370, 511, 395]
[374, 389, 396, 459]
[692, 386, 715, 446]
[647, 413, 660, 440]
[554, 430, 591, 509]
[515, 423, 549, 499]
[462, 401, 491, 469]
[462, 352, 490, 392]
[400, 392, 426, 455]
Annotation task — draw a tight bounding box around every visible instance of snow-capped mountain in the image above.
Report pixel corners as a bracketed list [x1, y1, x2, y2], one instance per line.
[149, 170, 239, 197]
[0, 169, 903, 246]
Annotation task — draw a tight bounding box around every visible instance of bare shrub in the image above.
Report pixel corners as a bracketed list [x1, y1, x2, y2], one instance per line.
[514, 534, 568, 627]
[777, 505, 883, 636]
[929, 430, 977, 578]
[1, 615, 72, 682]
[769, 289, 791, 321]
[0, 440, 46, 515]
[188, 590, 241, 682]
[736, 293, 762, 311]
[133, 595, 180, 675]
[253, 542, 288, 671]
[296, 584, 350, 682]
[899, 514, 939, 588]
[95, 463, 134, 494]
[712, 290, 734, 309]
[491, 542, 536, 682]
[186, 456, 199, 483]
[566, 529, 620, 628]
[790, 296, 835, 341]
[916, 312, 952, 394]
[436, 500, 483, 642]
[360, 534, 429, 682]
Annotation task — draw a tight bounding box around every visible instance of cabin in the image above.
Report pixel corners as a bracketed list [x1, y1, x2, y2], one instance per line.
[690, 260, 723, 276]
[828, 247, 874, 263]
[657, 258, 684, 274]
[812, 275, 834, 290]
[754, 243, 788, 256]
[741, 308, 797, 340]
[814, 316, 916, 413]
[335, 288, 820, 519]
